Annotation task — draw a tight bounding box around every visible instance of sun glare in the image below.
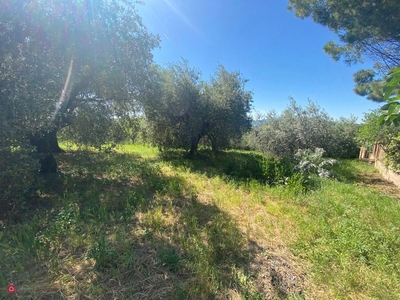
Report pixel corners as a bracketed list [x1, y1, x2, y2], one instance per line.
[144, 0, 200, 34]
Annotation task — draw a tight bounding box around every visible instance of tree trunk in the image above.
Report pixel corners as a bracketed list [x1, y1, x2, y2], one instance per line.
[30, 129, 61, 173]
[208, 134, 218, 153]
[211, 140, 218, 153]
[189, 136, 201, 157]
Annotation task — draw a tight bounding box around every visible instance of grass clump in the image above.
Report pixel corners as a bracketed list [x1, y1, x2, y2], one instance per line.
[157, 246, 181, 273]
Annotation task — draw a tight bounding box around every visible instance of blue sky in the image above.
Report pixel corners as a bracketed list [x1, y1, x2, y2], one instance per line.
[137, 0, 381, 120]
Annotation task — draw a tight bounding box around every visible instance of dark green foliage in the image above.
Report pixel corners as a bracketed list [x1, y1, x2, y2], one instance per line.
[143, 61, 205, 155]
[368, 67, 400, 172]
[331, 118, 361, 159]
[157, 246, 181, 273]
[1, 0, 158, 211]
[262, 158, 294, 186]
[356, 109, 400, 150]
[203, 65, 253, 151]
[288, 0, 400, 67]
[378, 67, 400, 126]
[353, 69, 386, 102]
[0, 133, 38, 214]
[361, 68, 400, 173]
[89, 235, 117, 270]
[383, 135, 400, 173]
[59, 103, 131, 150]
[223, 154, 266, 183]
[126, 116, 154, 145]
[223, 153, 294, 186]
[288, 0, 400, 103]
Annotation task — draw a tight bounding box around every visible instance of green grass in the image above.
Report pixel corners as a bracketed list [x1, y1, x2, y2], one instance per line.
[1, 145, 400, 299]
[291, 174, 400, 299]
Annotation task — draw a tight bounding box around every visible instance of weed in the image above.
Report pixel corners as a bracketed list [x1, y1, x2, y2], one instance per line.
[223, 152, 294, 187]
[157, 246, 181, 273]
[88, 235, 117, 270]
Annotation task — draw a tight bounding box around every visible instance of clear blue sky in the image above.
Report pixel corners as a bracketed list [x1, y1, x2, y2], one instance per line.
[137, 0, 381, 120]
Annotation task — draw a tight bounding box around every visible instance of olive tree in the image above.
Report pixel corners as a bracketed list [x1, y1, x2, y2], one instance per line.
[1, 0, 159, 173]
[203, 65, 253, 151]
[142, 61, 205, 155]
[142, 61, 253, 156]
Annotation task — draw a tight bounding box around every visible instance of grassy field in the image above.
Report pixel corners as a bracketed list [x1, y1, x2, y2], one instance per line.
[1, 144, 400, 299]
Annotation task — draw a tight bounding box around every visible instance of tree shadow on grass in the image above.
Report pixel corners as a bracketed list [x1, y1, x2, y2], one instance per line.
[0, 149, 191, 299]
[0, 149, 306, 299]
[116, 192, 307, 299]
[160, 149, 273, 185]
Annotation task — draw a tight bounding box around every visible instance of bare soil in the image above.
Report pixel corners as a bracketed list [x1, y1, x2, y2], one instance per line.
[357, 171, 400, 199]
[248, 246, 307, 299]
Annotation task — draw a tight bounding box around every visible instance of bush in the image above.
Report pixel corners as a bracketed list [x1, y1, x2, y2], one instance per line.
[356, 109, 399, 151]
[383, 134, 400, 173]
[250, 99, 359, 159]
[223, 153, 294, 186]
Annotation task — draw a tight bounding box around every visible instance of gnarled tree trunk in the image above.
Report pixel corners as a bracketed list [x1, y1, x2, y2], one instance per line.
[189, 136, 201, 158]
[207, 133, 219, 153]
[30, 129, 61, 173]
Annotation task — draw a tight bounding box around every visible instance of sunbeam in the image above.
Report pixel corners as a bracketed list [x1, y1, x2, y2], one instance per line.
[50, 58, 74, 125]
[161, 0, 201, 34]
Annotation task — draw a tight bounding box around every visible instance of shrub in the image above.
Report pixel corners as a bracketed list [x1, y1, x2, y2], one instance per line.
[223, 153, 294, 186]
[356, 109, 399, 150]
[383, 134, 400, 173]
[250, 99, 359, 159]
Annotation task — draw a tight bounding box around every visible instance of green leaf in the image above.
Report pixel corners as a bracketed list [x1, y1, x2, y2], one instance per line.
[380, 103, 390, 111]
[387, 96, 400, 103]
[387, 103, 398, 115]
[384, 85, 396, 101]
[390, 67, 400, 76]
[377, 114, 387, 125]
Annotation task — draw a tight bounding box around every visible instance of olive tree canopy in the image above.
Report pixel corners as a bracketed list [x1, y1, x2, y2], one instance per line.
[1, 0, 159, 172]
[142, 61, 252, 156]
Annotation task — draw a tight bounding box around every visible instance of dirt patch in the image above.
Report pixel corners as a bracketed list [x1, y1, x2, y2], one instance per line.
[221, 198, 308, 299]
[249, 249, 306, 299]
[357, 171, 400, 199]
